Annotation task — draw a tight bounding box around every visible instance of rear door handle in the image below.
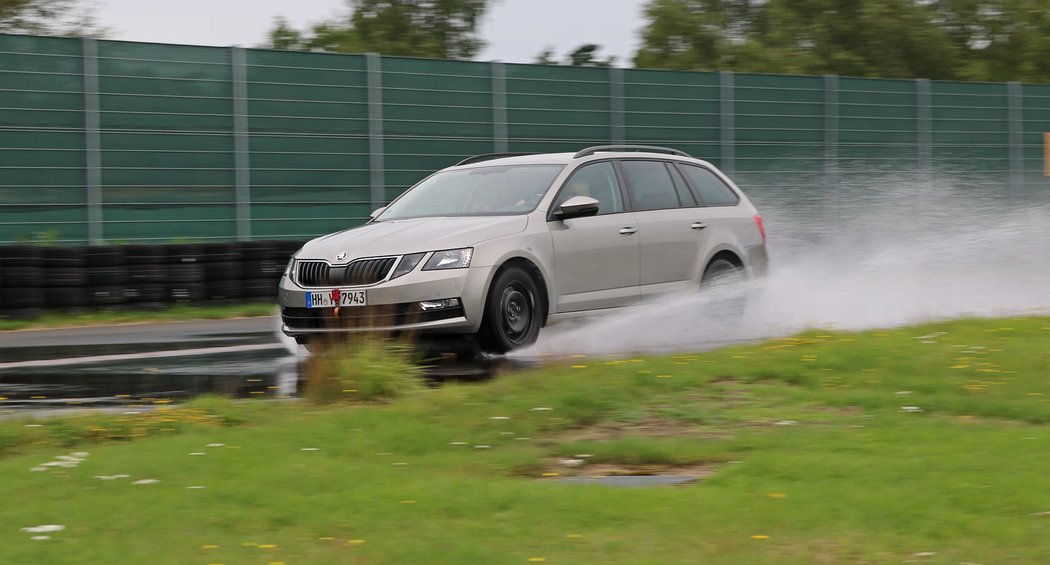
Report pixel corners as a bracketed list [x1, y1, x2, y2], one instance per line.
[690, 222, 707, 230]
[619, 227, 637, 235]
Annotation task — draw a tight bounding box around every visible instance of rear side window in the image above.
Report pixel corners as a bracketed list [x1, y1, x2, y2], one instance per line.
[678, 164, 740, 206]
[619, 160, 681, 211]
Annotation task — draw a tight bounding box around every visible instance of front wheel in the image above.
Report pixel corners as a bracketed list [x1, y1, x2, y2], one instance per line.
[478, 266, 543, 353]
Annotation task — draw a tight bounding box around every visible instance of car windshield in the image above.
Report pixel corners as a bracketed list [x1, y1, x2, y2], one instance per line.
[376, 164, 564, 221]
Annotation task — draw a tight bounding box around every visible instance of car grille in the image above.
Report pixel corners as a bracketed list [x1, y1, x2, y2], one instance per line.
[296, 257, 397, 287]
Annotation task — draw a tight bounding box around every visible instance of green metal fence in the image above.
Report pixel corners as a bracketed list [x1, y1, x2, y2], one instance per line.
[1, 33, 1048, 245]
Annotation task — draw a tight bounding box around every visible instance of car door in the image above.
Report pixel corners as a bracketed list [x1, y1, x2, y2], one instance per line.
[618, 159, 709, 296]
[548, 161, 640, 312]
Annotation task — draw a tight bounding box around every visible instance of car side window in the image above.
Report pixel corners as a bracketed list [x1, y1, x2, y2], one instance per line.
[668, 164, 697, 207]
[554, 161, 624, 215]
[678, 164, 740, 207]
[619, 160, 682, 211]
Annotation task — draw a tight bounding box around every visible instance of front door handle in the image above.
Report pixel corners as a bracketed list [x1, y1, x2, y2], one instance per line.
[619, 227, 637, 235]
[690, 222, 707, 230]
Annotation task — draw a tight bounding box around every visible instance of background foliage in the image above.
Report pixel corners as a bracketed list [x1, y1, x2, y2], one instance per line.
[633, 0, 1050, 82]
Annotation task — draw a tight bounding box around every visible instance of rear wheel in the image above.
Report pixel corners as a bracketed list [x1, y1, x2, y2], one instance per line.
[700, 257, 744, 287]
[478, 266, 543, 353]
[700, 257, 748, 319]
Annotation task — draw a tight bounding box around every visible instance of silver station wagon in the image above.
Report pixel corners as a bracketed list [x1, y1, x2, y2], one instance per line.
[279, 145, 768, 352]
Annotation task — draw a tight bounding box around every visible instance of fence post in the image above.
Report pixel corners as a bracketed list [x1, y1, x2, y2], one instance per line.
[824, 74, 839, 192]
[231, 47, 251, 241]
[491, 62, 508, 153]
[366, 53, 385, 212]
[1007, 81, 1023, 196]
[82, 37, 102, 245]
[719, 70, 735, 175]
[610, 67, 625, 144]
[916, 78, 932, 180]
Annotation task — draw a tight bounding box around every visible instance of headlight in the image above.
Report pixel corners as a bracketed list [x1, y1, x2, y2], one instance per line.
[390, 252, 425, 279]
[423, 248, 473, 270]
[284, 256, 296, 279]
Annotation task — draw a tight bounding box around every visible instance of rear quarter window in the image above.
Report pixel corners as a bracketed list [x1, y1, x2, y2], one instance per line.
[678, 164, 740, 207]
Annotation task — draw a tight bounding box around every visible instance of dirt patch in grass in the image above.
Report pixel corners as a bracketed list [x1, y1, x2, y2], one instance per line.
[559, 416, 707, 442]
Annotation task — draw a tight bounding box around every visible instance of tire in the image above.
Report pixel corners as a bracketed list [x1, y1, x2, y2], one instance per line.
[124, 244, 166, 265]
[478, 265, 543, 354]
[206, 279, 240, 302]
[3, 266, 44, 287]
[129, 264, 166, 283]
[1, 245, 43, 267]
[205, 261, 241, 281]
[89, 286, 126, 307]
[1, 287, 44, 310]
[168, 263, 206, 283]
[88, 266, 128, 287]
[170, 282, 207, 304]
[125, 283, 167, 308]
[45, 286, 89, 309]
[700, 257, 748, 319]
[700, 257, 745, 287]
[204, 243, 240, 263]
[85, 246, 125, 268]
[242, 277, 278, 299]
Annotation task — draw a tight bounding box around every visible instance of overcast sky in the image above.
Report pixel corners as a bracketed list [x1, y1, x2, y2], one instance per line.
[93, 0, 648, 66]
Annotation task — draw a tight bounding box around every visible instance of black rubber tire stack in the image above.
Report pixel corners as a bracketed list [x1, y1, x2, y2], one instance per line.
[167, 243, 207, 305]
[204, 242, 242, 304]
[0, 245, 45, 318]
[42, 246, 89, 311]
[240, 240, 280, 300]
[124, 244, 168, 310]
[86, 246, 127, 309]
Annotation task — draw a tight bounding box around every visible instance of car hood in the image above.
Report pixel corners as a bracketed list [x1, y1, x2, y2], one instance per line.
[298, 216, 529, 262]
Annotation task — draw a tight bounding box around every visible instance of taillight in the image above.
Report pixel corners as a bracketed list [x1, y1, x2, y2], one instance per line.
[754, 214, 767, 244]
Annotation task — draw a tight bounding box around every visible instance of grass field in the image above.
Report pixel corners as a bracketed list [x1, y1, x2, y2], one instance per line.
[2, 316, 1049, 563]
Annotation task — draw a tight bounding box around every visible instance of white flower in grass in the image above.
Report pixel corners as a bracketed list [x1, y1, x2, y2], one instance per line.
[133, 479, 159, 485]
[22, 525, 64, 533]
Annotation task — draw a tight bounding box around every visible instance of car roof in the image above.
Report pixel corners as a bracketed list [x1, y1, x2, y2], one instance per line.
[454, 152, 576, 168]
[451, 147, 708, 170]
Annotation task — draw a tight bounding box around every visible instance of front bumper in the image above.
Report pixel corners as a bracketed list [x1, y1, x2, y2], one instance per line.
[277, 264, 490, 337]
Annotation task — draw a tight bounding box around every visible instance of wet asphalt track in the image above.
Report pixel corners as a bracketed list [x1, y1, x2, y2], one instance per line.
[0, 317, 298, 411]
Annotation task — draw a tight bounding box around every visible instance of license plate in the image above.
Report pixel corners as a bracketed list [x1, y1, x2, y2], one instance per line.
[306, 289, 367, 308]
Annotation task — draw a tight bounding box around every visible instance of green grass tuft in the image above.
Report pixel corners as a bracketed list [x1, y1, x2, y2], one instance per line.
[303, 336, 425, 404]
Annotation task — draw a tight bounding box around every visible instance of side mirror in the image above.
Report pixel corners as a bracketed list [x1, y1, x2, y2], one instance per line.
[554, 195, 600, 220]
[369, 206, 386, 220]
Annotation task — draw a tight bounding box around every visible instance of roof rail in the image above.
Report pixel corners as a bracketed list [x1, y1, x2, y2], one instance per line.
[455, 152, 535, 166]
[573, 145, 691, 159]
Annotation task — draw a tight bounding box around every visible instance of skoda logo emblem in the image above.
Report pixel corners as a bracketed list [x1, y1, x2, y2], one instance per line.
[336, 251, 347, 262]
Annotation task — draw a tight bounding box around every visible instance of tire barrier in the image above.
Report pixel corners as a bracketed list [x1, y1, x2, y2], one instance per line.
[0, 240, 306, 318]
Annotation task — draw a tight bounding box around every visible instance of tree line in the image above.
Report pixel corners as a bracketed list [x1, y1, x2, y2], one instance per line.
[4, 0, 1048, 83]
